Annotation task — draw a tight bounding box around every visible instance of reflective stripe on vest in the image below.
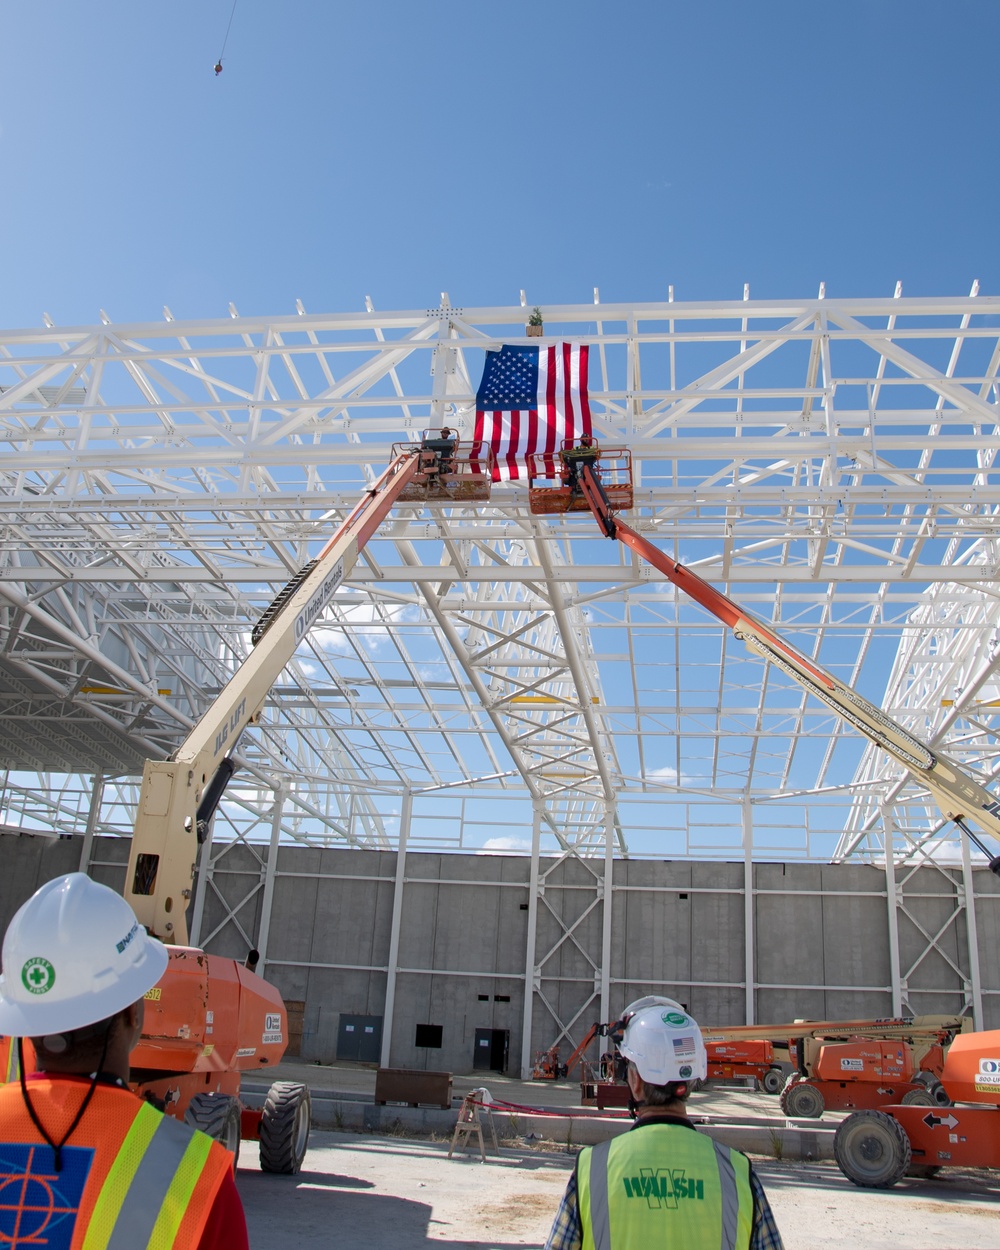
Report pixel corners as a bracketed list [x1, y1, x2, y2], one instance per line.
[82, 1102, 215, 1250]
[712, 1139, 740, 1250]
[579, 1125, 754, 1250]
[2, 1039, 18, 1084]
[588, 1139, 612, 1250]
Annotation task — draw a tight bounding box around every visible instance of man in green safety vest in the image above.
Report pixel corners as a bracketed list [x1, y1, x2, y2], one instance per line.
[544, 997, 784, 1250]
[0, 873, 249, 1249]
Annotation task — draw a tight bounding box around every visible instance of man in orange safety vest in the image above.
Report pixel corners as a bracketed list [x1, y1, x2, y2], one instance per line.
[0, 872, 249, 1249]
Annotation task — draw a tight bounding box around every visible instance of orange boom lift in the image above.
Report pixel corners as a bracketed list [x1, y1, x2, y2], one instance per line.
[527, 440, 1000, 873]
[125, 432, 493, 1168]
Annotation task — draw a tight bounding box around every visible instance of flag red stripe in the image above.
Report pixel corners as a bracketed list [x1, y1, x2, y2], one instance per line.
[505, 408, 521, 477]
[490, 409, 504, 482]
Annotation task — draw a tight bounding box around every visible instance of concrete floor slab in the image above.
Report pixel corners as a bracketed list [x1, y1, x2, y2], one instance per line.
[238, 1062, 1000, 1247]
[235, 1130, 1000, 1250]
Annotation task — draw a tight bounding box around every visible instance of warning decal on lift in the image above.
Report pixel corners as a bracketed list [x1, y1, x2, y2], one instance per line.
[975, 1057, 1000, 1092]
[921, 1112, 959, 1130]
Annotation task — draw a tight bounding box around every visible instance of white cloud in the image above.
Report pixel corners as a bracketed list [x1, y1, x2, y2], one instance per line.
[478, 836, 531, 854]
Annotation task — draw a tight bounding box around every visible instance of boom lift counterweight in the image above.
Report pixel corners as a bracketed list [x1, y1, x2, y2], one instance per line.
[528, 441, 1000, 877]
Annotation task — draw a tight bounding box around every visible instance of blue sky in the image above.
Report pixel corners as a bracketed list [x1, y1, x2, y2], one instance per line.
[1, 1, 997, 327]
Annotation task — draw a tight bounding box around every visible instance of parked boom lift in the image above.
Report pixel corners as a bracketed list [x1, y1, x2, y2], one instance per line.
[834, 1027, 1000, 1186]
[124, 432, 493, 1168]
[571, 1014, 967, 1112]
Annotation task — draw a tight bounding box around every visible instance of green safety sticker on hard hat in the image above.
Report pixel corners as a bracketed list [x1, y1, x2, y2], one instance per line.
[679, 1064, 693, 1078]
[21, 957, 55, 996]
[663, 1011, 688, 1026]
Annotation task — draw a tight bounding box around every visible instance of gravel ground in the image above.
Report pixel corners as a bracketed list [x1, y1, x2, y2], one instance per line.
[235, 1129, 1000, 1250]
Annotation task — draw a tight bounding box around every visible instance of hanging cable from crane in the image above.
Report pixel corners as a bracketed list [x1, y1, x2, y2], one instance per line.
[214, 0, 239, 75]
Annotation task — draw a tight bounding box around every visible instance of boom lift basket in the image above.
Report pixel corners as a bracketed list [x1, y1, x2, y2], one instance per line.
[527, 441, 633, 514]
[390, 434, 495, 502]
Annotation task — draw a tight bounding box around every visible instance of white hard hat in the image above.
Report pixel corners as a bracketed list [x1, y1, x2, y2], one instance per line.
[0, 873, 168, 1036]
[619, 1002, 708, 1084]
[622, 995, 687, 1018]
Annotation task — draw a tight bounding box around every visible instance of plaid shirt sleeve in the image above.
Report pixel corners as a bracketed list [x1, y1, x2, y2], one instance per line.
[749, 1166, 785, 1250]
[543, 1158, 783, 1250]
[544, 1168, 582, 1250]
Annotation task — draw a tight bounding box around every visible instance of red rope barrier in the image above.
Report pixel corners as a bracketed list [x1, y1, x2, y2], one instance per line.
[465, 1095, 629, 1121]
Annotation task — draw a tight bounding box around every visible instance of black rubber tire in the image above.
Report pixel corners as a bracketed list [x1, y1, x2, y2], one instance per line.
[834, 1111, 912, 1188]
[259, 1081, 311, 1175]
[912, 1072, 951, 1104]
[184, 1093, 241, 1170]
[931, 1081, 952, 1107]
[900, 1088, 937, 1106]
[762, 1067, 784, 1095]
[780, 1079, 825, 1119]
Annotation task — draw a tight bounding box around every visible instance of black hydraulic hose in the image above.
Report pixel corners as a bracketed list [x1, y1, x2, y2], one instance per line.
[195, 756, 237, 844]
[954, 817, 1000, 877]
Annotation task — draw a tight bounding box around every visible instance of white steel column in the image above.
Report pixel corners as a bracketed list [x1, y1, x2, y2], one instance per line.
[519, 802, 543, 1078]
[882, 805, 903, 1016]
[380, 789, 412, 1069]
[79, 770, 104, 874]
[742, 798, 755, 1024]
[256, 785, 285, 976]
[599, 802, 614, 1023]
[960, 831, 985, 1027]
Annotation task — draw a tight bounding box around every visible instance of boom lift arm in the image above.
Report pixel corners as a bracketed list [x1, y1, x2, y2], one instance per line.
[126, 433, 492, 942]
[531, 442, 1000, 876]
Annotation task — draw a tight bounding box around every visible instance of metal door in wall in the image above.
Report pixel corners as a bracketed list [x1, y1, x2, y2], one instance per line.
[337, 1014, 383, 1062]
[473, 1028, 509, 1072]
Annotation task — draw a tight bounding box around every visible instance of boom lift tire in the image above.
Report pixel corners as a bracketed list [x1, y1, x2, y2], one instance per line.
[780, 1079, 825, 1119]
[834, 1110, 911, 1188]
[762, 1067, 784, 1095]
[928, 1081, 951, 1106]
[185, 1092, 242, 1170]
[911, 1071, 950, 1104]
[900, 1088, 937, 1106]
[259, 1081, 311, 1174]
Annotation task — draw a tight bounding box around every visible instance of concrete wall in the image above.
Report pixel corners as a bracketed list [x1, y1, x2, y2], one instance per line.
[0, 833, 997, 1075]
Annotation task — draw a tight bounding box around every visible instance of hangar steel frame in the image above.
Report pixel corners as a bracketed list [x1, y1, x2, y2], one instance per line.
[1, 290, 999, 1057]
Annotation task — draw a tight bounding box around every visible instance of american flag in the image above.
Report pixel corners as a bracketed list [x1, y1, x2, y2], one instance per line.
[473, 342, 592, 481]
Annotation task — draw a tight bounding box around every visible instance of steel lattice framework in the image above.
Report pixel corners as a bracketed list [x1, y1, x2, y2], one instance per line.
[2, 291, 999, 1039]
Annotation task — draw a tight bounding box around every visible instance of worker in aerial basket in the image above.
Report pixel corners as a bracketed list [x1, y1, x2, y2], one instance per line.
[0, 872, 249, 1250]
[544, 997, 784, 1250]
